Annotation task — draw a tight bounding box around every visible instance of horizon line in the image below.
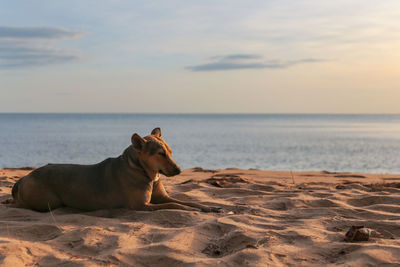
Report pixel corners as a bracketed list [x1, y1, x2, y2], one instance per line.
[1, 112, 400, 116]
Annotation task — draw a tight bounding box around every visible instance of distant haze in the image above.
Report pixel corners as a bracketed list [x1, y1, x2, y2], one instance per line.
[1, 1, 400, 113]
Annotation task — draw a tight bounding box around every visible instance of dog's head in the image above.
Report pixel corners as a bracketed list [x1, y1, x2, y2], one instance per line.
[131, 128, 181, 177]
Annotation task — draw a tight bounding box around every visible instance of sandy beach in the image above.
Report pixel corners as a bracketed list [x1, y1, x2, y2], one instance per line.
[1, 167, 400, 266]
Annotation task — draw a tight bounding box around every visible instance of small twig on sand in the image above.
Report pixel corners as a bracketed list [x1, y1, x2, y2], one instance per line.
[290, 171, 295, 184]
[48, 202, 63, 232]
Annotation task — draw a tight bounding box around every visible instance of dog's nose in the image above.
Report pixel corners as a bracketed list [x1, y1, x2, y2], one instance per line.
[174, 167, 181, 175]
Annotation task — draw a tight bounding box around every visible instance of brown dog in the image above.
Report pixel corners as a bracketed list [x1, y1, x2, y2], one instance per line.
[12, 128, 220, 212]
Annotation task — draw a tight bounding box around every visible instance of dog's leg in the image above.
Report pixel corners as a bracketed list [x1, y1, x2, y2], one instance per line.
[14, 175, 63, 212]
[150, 180, 221, 212]
[140, 202, 200, 211]
[125, 188, 200, 211]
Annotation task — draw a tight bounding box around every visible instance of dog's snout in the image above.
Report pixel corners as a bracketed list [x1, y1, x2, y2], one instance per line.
[174, 167, 181, 175]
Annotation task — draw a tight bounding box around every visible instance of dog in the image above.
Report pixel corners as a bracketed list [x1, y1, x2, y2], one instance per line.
[12, 128, 220, 213]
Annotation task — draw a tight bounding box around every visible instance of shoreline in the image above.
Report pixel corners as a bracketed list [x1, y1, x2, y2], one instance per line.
[3, 165, 400, 175]
[1, 167, 399, 266]
[2, 166, 400, 181]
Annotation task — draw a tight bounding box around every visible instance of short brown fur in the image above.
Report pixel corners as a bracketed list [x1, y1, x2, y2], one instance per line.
[12, 128, 220, 213]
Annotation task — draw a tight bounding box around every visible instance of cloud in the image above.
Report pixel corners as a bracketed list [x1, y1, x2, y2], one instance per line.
[211, 54, 262, 61]
[0, 26, 84, 69]
[186, 54, 324, 71]
[188, 62, 269, 71]
[0, 42, 79, 68]
[0, 26, 83, 40]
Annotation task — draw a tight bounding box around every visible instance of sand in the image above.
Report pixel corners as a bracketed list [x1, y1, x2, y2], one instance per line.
[1, 167, 400, 266]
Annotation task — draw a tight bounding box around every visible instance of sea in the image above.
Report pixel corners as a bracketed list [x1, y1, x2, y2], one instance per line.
[0, 114, 399, 174]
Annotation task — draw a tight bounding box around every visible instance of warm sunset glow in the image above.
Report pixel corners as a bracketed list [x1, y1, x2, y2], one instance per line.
[1, 1, 399, 113]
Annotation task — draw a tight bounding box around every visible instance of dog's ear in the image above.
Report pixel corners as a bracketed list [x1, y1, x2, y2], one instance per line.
[151, 127, 162, 138]
[131, 133, 146, 150]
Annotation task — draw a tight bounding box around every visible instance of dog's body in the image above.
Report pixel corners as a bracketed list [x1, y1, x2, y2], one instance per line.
[12, 128, 218, 212]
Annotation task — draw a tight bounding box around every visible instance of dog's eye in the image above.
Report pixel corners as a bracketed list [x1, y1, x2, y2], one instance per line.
[158, 152, 166, 157]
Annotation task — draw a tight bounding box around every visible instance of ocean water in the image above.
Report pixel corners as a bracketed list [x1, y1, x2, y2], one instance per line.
[0, 114, 399, 173]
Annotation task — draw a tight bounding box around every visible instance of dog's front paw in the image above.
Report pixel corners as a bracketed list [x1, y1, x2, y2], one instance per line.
[201, 206, 222, 213]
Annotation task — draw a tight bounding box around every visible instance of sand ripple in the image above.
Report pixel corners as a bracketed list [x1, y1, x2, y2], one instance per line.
[1, 168, 400, 266]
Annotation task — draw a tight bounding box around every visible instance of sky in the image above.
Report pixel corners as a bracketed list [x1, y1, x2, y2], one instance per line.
[1, 1, 399, 113]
